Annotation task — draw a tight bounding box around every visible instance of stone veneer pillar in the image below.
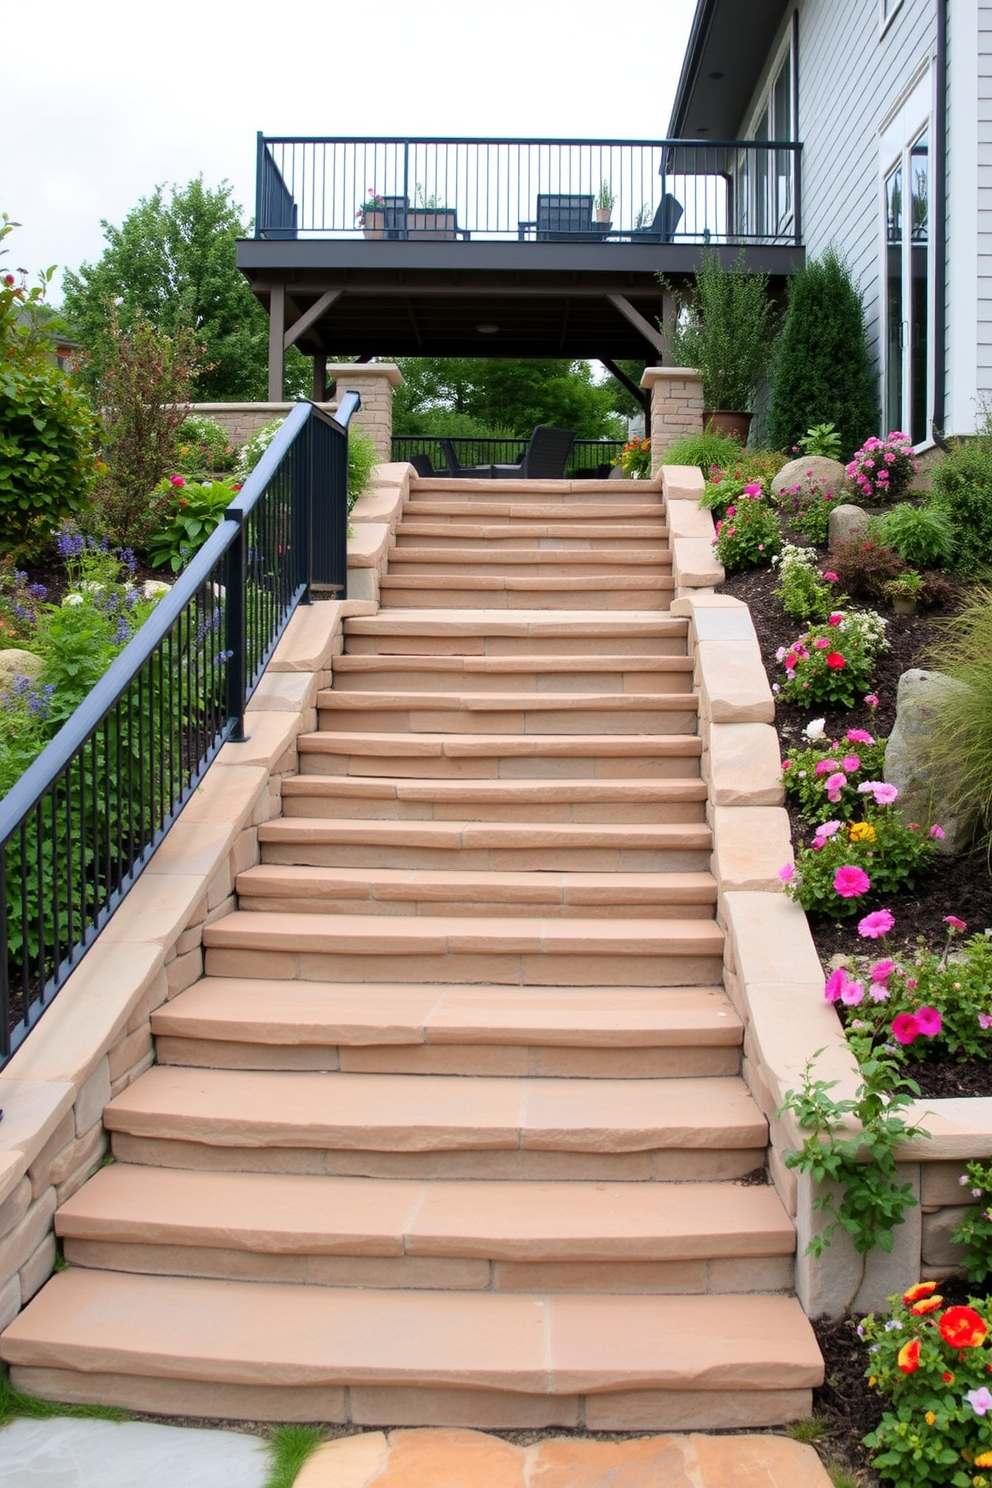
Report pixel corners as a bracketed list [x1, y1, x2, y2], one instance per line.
[324, 364, 404, 462]
[640, 367, 705, 475]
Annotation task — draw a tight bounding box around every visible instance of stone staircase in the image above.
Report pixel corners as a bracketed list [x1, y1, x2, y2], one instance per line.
[1, 475, 822, 1429]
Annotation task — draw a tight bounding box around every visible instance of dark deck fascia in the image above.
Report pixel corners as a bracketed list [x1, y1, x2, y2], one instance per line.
[236, 238, 804, 360]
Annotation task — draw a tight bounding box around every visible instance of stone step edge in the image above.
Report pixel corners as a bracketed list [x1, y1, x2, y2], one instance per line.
[297, 732, 703, 757]
[316, 692, 699, 713]
[235, 863, 717, 902]
[279, 777, 707, 801]
[332, 655, 694, 673]
[378, 576, 674, 591]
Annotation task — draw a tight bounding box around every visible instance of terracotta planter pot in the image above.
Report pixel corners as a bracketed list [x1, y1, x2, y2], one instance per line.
[362, 212, 385, 239]
[595, 208, 612, 225]
[703, 409, 752, 443]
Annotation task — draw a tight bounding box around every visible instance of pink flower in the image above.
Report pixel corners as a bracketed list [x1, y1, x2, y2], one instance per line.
[858, 908, 895, 939]
[864, 693, 879, 708]
[834, 865, 871, 898]
[725, 505, 736, 517]
[826, 652, 846, 669]
[869, 982, 889, 1002]
[979, 1014, 992, 1030]
[822, 571, 838, 581]
[840, 979, 865, 1006]
[870, 959, 896, 983]
[846, 729, 874, 745]
[916, 1006, 943, 1037]
[930, 824, 946, 840]
[944, 915, 967, 933]
[815, 759, 839, 775]
[778, 863, 796, 883]
[816, 820, 843, 840]
[858, 781, 898, 806]
[905, 977, 918, 991]
[813, 638, 830, 649]
[825, 772, 847, 793]
[841, 756, 861, 772]
[892, 1013, 920, 1045]
[744, 483, 763, 497]
[782, 759, 792, 770]
[824, 967, 848, 1003]
[828, 612, 844, 626]
[170, 475, 185, 487]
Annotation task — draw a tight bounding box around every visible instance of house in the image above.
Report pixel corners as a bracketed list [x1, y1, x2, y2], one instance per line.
[670, 0, 987, 448]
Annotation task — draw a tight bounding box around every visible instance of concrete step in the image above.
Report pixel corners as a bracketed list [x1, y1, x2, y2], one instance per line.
[315, 690, 698, 735]
[101, 1064, 764, 1183]
[258, 816, 712, 873]
[278, 776, 707, 825]
[343, 611, 690, 658]
[200, 910, 724, 987]
[394, 522, 670, 550]
[330, 655, 694, 695]
[378, 575, 673, 610]
[386, 548, 672, 578]
[0, 1269, 822, 1426]
[57, 1166, 794, 1293]
[404, 499, 665, 520]
[296, 731, 703, 780]
[152, 977, 737, 1077]
[235, 864, 716, 919]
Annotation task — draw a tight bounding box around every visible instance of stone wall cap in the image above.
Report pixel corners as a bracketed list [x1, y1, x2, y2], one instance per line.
[641, 367, 702, 387]
[326, 363, 405, 387]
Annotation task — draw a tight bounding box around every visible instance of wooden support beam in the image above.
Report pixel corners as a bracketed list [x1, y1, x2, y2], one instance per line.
[607, 294, 665, 356]
[601, 358, 650, 419]
[311, 353, 328, 402]
[284, 289, 344, 351]
[268, 282, 286, 402]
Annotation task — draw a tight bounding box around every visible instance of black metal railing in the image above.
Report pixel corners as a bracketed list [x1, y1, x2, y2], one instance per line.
[391, 436, 625, 478]
[0, 395, 359, 1071]
[256, 135, 802, 247]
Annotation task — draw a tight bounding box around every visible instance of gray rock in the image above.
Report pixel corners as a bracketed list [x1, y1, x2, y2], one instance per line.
[885, 668, 978, 852]
[0, 649, 44, 692]
[771, 455, 850, 502]
[827, 503, 870, 547]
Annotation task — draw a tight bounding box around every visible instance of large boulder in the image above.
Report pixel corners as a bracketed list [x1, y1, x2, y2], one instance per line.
[885, 668, 978, 853]
[0, 649, 44, 692]
[828, 503, 870, 547]
[772, 455, 850, 502]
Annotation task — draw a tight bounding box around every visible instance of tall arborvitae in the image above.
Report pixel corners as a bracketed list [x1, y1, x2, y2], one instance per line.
[767, 249, 879, 459]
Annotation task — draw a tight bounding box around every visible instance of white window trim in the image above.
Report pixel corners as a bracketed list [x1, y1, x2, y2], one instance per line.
[880, 0, 905, 39]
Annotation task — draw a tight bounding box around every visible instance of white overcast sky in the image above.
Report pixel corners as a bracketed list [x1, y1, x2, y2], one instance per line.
[2, 0, 696, 299]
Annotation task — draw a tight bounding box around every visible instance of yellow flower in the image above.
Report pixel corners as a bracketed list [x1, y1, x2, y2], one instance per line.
[977, 1453, 992, 1469]
[926, 1412, 936, 1425]
[848, 821, 877, 843]
[869, 1375, 877, 1386]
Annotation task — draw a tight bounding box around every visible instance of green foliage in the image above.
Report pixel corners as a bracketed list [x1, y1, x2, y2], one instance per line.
[668, 428, 747, 479]
[235, 417, 285, 480]
[61, 178, 308, 402]
[0, 220, 99, 557]
[921, 585, 992, 844]
[860, 1287, 992, 1487]
[773, 545, 838, 621]
[662, 250, 778, 411]
[174, 413, 238, 475]
[780, 475, 846, 547]
[712, 487, 781, 573]
[263, 1426, 327, 1488]
[147, 478, 240, 572]
[782, 806, 936, 918]
[879, 502, 957, 568]
[90, 307, 204, 549]
[347, 428, 378, 508]
[781, 729, 887, 822]
[767, 248, 879, 459]
[777, 608, 888, 709]
[953, 1161, 992, 1287]
[827, 532, 908, 599]
[779, 1048, 928, 1257]
[928, 426, 992, 575]
[0, 1363, 128, 1428]
[393, 357, 624, 439]
[797, 422, 844, 460]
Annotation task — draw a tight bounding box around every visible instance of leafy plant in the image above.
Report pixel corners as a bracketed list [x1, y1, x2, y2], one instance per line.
[661, 249, 779, 411]
[879, 502, 957, 568]
[147, 477, 241, 571]
[847, 432, 918, 504]
[882, 571, 924, 606]
[927, 420, 992, 575]
[920, 585, 992, 845]
[779, 474, 846, 546]
[777, 608, 888, 710]
[772, 544, 839, 622]
[860, 1285, 992, 1486]
[827, 532, 907, 599]
[595, 181, 615, 212]
[953, 1161, 992, 1287]
[767, 248, 879, 460]
[780, 800, 937, 918]
[612, 436, 651, 478]
[174, 413, 238, 475]
[781, 726, 887, 821]
[237, 418, 377, 512]
[712, 485, 781, 572]
[797, 422, 844, 460]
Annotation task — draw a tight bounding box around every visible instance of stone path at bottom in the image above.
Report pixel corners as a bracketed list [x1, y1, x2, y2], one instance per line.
[295, 1427, 832, 1488]
[0, 1416, 269, 1487]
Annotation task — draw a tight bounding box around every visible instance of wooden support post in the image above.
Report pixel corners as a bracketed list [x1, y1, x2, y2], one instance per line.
[311, 353, 328, 403]
[267, 282, 286, 402]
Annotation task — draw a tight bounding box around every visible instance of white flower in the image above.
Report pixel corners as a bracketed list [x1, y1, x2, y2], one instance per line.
[804, 717, 827, 741]
[62, 593, 84, 606]
[142, 579, 171, 601]
[78, 580, 104, 594]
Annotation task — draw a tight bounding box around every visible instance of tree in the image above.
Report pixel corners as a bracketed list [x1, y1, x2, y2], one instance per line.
[767, 249, 879, 460]
[392, 357, 624, 439]
[62, 179, 308, 402]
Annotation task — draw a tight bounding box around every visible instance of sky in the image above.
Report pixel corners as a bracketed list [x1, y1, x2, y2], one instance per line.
[2, 0, 697, 299]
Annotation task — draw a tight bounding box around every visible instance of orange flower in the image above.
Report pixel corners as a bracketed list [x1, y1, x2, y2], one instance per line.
[898, 1338, 921, 1373]
[940, 1306, 988, 1350]
[904, 1281, 939, 1305]
[978, 1453, 992, 1469]
[911, 1294, 944, 1316]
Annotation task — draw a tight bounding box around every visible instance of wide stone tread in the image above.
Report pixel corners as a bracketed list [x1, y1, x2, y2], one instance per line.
[316, 690, 697, 714]
[299, 731, 701, 760]
[379, 575, 673, 592]
[386, 550, 672, 577]
[152, 978, 739, 1050]
[405, 500, 665, 519]
[259, 817, 712, 852]
[101, 1065, 763, 1154]
[57, 1166, 793, 1263]
[395, 520, 669, 542]
[0, 1271, 821, 1404]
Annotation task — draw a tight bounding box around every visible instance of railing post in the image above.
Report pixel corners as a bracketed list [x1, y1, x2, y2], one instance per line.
[255, 132, 265, 238]
[295, 418, 313, 605]
[402, 140, 410, 237]
[794, 144, 803, 247]
[224, 509, 248, 743]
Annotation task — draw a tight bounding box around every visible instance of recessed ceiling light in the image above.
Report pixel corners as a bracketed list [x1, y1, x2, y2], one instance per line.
[696, 126, 710, 133]
[476, 324, 499, 334]
[708, 71, 724, 79]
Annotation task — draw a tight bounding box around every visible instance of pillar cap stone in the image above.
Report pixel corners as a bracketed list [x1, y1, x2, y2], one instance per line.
[641, 367, 701, 388]
[326, 363, 405, 387]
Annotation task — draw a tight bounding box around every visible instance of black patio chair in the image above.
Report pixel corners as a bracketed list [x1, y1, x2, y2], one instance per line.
[491, 426, 577, 479]
[519, 195, 607, 242]
[630, 194, 684, 243]
[439, 439, 497, 477]
[408, 453, 436, 477]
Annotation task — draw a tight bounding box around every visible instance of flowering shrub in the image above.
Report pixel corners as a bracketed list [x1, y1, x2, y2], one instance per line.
[173, 414, 238, 475]
[613, 437, 651, 478]
[847, 430, 918, 503]
[779, 795, 937, 918]
[779, 474, 845, 546]
[860, 1283, 992, 1486]
[146, 477, 241, 572]
[356, 190, 386, 224]
[0, 560, 49, 643]
[771, 544, 840, 623]
[712, 484, 781, 573]
[776, 608, 888, 709]
[827, 531, 908, 599]
[781, 727, 888, 822]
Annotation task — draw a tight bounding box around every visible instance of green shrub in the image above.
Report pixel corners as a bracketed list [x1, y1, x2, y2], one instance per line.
[174, 414, 238, 474]
[879, 502, 957, 567]
[928, 428, 992, 575]
[796, 422, 843, 460]
[847, 431, 918, 503]
[767, 249, 878, 460]
[779, 475, 846, 546]
[772, 544, 839, 623]
[147, 477, 240, 572]
[712, 487, 781, 572]
[651, 428, 745, 478]
[662, 249, 778, 411]
[347, 428, 378, 509]
[921, 585, 992, 844]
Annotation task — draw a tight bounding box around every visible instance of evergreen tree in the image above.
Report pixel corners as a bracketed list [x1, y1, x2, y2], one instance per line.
[767, 249, 879, 459]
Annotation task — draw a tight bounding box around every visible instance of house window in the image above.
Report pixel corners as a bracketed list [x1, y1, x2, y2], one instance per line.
[742, 34, 795, 241]
[881, 72, 931, 446]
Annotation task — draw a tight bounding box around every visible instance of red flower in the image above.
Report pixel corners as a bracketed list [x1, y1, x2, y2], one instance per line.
[943, 1371, 955, 1384]
[904, 1281, 939, 1304]
[939, 1306, 988, 1350]
[898, 1338, 921, 1373]
[826, 652, 846, 670]
[911, 1294, 943, 1316]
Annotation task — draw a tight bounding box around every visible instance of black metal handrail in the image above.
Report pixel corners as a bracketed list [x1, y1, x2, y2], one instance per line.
[391, 436, 625, 477]
[256, 134, 802, 247]
[0, 394, 360, 1070]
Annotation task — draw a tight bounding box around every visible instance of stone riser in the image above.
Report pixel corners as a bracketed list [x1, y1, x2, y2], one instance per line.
[316, 705, 698, 735]
[277, 797, 706, 825]
[379, 586, 672, 612]
[387, 558, 672, 578]
[298, 751, 702, 780]
[63, 1240, 794, 1297]
[259, 842, 713, 873]
[237, 895, 714, 920]
[342, 633, 689, 657]
[331, 669, 693, 695]
[393, 532, 672, 551]
[8, 1366, 812, 1431]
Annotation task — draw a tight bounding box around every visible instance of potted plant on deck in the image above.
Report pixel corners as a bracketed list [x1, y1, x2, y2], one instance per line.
[595, 182, 615, 226]
[357, 191, 387, 238]
[660, 250, 779, 442]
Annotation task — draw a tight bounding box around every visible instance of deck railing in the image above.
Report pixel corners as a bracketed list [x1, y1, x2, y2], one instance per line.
[0, 395, 359, 1071]
[256, 135, 802, 247]
[391, 436, 625, 478]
